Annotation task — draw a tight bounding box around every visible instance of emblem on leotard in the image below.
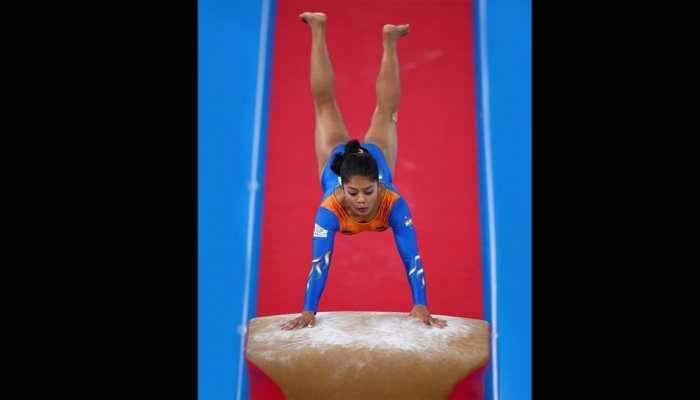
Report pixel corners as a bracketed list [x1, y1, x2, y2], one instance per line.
[309, 251, 331, 278]
[407, 255, 426, 288]
[408, 255, 420, 275]
[306, 250, 332, 290]
[313, 223, 328, 238]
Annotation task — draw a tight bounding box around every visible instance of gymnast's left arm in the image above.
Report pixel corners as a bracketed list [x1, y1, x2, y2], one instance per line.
[389, 196, 448, 328]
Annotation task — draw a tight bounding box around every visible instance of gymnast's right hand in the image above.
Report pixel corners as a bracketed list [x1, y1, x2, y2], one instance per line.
[280, 311, 316, 330]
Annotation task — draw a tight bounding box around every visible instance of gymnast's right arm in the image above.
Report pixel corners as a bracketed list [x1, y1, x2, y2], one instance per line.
[280, 206, 339, 330]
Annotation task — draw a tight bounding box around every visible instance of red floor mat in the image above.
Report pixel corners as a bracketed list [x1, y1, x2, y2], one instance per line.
[254, 1, 483, 398]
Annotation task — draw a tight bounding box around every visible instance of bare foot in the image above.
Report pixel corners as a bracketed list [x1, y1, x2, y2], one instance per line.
[383, 24, 410, 41]
[299, 12, 326, 27]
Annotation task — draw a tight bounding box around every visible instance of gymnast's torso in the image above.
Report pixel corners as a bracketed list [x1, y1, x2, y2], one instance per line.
[318, 141, 407, 235]
[320, 184, 401, 235]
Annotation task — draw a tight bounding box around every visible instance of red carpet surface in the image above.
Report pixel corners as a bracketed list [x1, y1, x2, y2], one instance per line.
[254, 1, 483, 398]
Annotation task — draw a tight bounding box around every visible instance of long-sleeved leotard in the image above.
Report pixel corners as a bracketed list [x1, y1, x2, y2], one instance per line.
[302, 142, 427, 313]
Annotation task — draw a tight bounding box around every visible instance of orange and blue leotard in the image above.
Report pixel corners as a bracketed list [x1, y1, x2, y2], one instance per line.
[303, 142, 427, 313]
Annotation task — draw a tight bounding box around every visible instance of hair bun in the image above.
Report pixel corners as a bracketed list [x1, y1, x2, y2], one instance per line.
[344, 139, 362, 154]
[330, 139, 373, 177]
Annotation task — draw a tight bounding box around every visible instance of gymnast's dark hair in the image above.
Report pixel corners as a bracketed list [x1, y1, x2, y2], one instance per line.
[330, 139, 379, 183]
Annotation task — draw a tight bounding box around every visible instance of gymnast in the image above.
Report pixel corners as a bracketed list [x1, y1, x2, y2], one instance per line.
[281, 12, 447, 330]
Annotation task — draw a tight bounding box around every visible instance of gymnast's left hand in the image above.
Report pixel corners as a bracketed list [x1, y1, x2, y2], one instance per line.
[409, 305, 447, 328]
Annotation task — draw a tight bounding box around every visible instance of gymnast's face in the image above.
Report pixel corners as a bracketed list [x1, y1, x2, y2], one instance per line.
[342, 175, 379, 217]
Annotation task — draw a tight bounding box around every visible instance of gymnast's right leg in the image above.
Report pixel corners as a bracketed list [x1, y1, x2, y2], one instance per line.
[363, 24, 409, 178]
[300, 12, 351, 179]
